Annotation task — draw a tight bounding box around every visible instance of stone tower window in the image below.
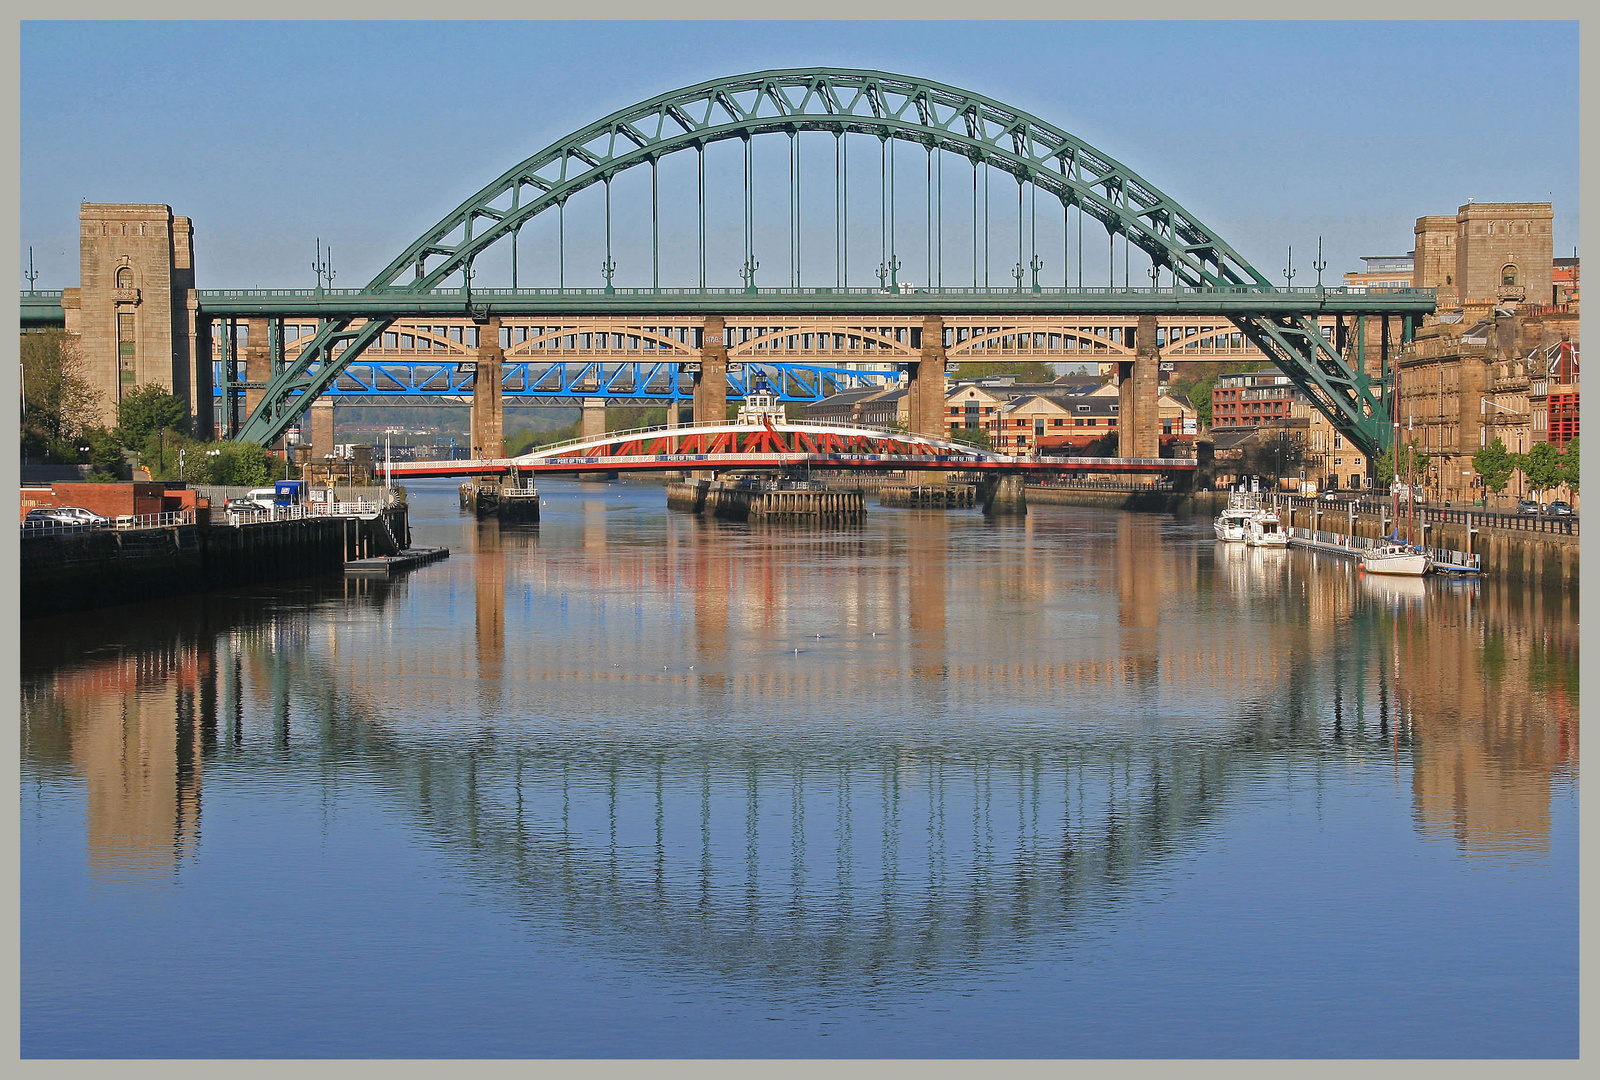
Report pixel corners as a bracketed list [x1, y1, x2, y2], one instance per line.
[117, 311, 136, 388]
[116, 266, 132, 288]
[1502, 264, 1518, 286]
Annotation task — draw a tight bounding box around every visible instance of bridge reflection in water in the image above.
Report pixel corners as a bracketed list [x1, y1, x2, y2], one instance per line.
[20, 501, 1576, 983]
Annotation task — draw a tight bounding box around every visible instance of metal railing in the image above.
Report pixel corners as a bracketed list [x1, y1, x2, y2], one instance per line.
[196, 284, 1436, 301]
[1277, 495, 1577, 538]
[1033, 478, 1179, 492]
[112, 510, 195, 530]
[21, 509, 196, 535]
[221, 499, 386, 526]
[1287, 526, 1482, 571]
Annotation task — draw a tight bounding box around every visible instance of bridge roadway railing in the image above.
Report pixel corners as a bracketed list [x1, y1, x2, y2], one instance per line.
[187, 283, 1437, 318]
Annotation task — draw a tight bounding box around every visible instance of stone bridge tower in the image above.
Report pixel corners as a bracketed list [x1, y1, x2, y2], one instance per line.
[62, 204, 207, 435]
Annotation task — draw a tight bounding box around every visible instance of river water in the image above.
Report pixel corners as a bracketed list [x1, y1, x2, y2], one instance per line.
[19, 479, 1579, 1058]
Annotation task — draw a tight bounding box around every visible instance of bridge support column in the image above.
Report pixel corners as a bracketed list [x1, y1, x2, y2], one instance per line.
[581, 397, 607, 441]
[692, 316, 728, 479]
[1118, 314, 1161, 459]
[981, 472, 1027, 517]
[243, 317, 273, 447]
[471, 317, 504, 460]
[694, 315, 728, 425]
[904, 315, 949, 484]
[308, 398, 336, 478]
[576, 397, 614, 481]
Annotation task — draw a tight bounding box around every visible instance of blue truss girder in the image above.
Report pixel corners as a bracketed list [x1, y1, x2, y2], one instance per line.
[213, 360, 895, 403]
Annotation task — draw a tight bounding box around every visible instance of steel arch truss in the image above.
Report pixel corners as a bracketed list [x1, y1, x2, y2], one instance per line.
[238, 67, 1396, 455]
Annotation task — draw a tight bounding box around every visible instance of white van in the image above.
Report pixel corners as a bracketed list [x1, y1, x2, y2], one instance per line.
[244, 488, 278, 511]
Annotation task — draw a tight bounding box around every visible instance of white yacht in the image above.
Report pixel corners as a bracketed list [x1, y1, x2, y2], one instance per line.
[1359, 542, 1431, 577]
[1246, 510, 1290, 547]
[1213, 488, 1259, 543]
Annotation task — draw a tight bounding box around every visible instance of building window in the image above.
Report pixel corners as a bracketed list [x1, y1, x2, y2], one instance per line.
[117, 311, 135, 386]
[115, 266, 132, 288]
[1502, 264, 1518, 287]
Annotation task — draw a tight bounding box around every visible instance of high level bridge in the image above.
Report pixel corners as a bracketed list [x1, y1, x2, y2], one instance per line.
[24, 68, 1432, 460]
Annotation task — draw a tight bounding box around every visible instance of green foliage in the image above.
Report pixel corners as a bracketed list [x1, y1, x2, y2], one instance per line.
[138, 427, 196, 481]
[950, 425, 992, 450]
[1185, 372, 1219, 428]
[950, 360, 1058, 384]
[1519, 441, 1565, 498]
[82, 427, 128, 482]
[204, 441, 272, 486]
[1381, 439, 1430, 485]
[21, 330, 102, 455]
[115, 384, 189, 447]
[1165, 360, 1268, 431]
[1471, 438, 1515, 494]
[504, 405, 668, 455]
[1560, 437, 1579, 493]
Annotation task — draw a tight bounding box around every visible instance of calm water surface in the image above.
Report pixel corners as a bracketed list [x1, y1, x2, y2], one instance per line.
[20, 479, 1579, 1057]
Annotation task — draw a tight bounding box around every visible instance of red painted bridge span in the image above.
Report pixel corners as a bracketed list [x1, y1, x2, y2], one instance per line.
[384, 421, 1197, 480]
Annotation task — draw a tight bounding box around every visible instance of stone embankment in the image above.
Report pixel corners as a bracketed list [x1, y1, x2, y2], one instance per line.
[1027, 485, 1577, 590]
[21, 506, 409, 619]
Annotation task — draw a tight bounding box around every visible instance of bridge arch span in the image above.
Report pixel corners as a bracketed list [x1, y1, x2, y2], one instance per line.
[238, 68, 1410, 456]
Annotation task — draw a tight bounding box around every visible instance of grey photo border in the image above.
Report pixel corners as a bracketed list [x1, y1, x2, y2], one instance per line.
[1, 2, 1591, 1076]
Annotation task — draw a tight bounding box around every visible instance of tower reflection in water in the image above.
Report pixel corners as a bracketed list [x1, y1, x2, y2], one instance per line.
[20, 504, 1577, 979]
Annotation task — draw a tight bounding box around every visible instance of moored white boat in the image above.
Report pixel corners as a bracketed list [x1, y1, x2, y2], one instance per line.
[1246, 511, 1290, 547]
[1358, 543, 1431, 577]
[1214, 488, 1260, 543]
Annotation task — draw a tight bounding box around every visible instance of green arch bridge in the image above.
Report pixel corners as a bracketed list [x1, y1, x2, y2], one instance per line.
[22, 68, 1432, 458]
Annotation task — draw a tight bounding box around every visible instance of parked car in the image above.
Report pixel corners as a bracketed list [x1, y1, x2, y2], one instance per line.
[27, 506, 110, 528]
[1516, 499, 1543, 515]
[1320, 489, 1344, 502]
[1543, 500, 1574, 517]
[224, 496, 265, 512]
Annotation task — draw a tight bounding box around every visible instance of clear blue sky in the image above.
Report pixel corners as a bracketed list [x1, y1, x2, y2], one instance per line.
[21, 20, 1579, 292]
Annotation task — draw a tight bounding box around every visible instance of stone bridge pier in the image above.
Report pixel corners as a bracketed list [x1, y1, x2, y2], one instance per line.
[691, 314, 728, 479]
[1117, 313, 1162, 459]
[981, 473, 1028, 517]
[904, 314, 950, 485]
[471, 316, 504, 460]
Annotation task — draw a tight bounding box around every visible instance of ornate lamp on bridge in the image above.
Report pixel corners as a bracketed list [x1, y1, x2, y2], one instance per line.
[311, 238, 335, 294]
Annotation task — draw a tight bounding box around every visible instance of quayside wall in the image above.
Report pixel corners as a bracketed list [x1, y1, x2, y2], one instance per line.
[1025, 485, 1577, 591]
[20, 508, 409, 619]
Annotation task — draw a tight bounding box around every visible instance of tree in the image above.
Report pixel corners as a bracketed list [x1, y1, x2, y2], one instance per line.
[21, 330, 103, 457]
[82, 427, 128, 482]
[1471, 438, 1515, 494]
[1560, 437, 1579, 494]
[204, 441, 272, 486]
[1520, 441, 1565, 500]
[1185, 372, 1219, 429]
[116, 384, 189, 447]
[950, 426, 992, 451]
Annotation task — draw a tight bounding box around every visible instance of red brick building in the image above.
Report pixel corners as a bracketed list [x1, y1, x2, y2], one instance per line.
[1210, 372, 1304, 430]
